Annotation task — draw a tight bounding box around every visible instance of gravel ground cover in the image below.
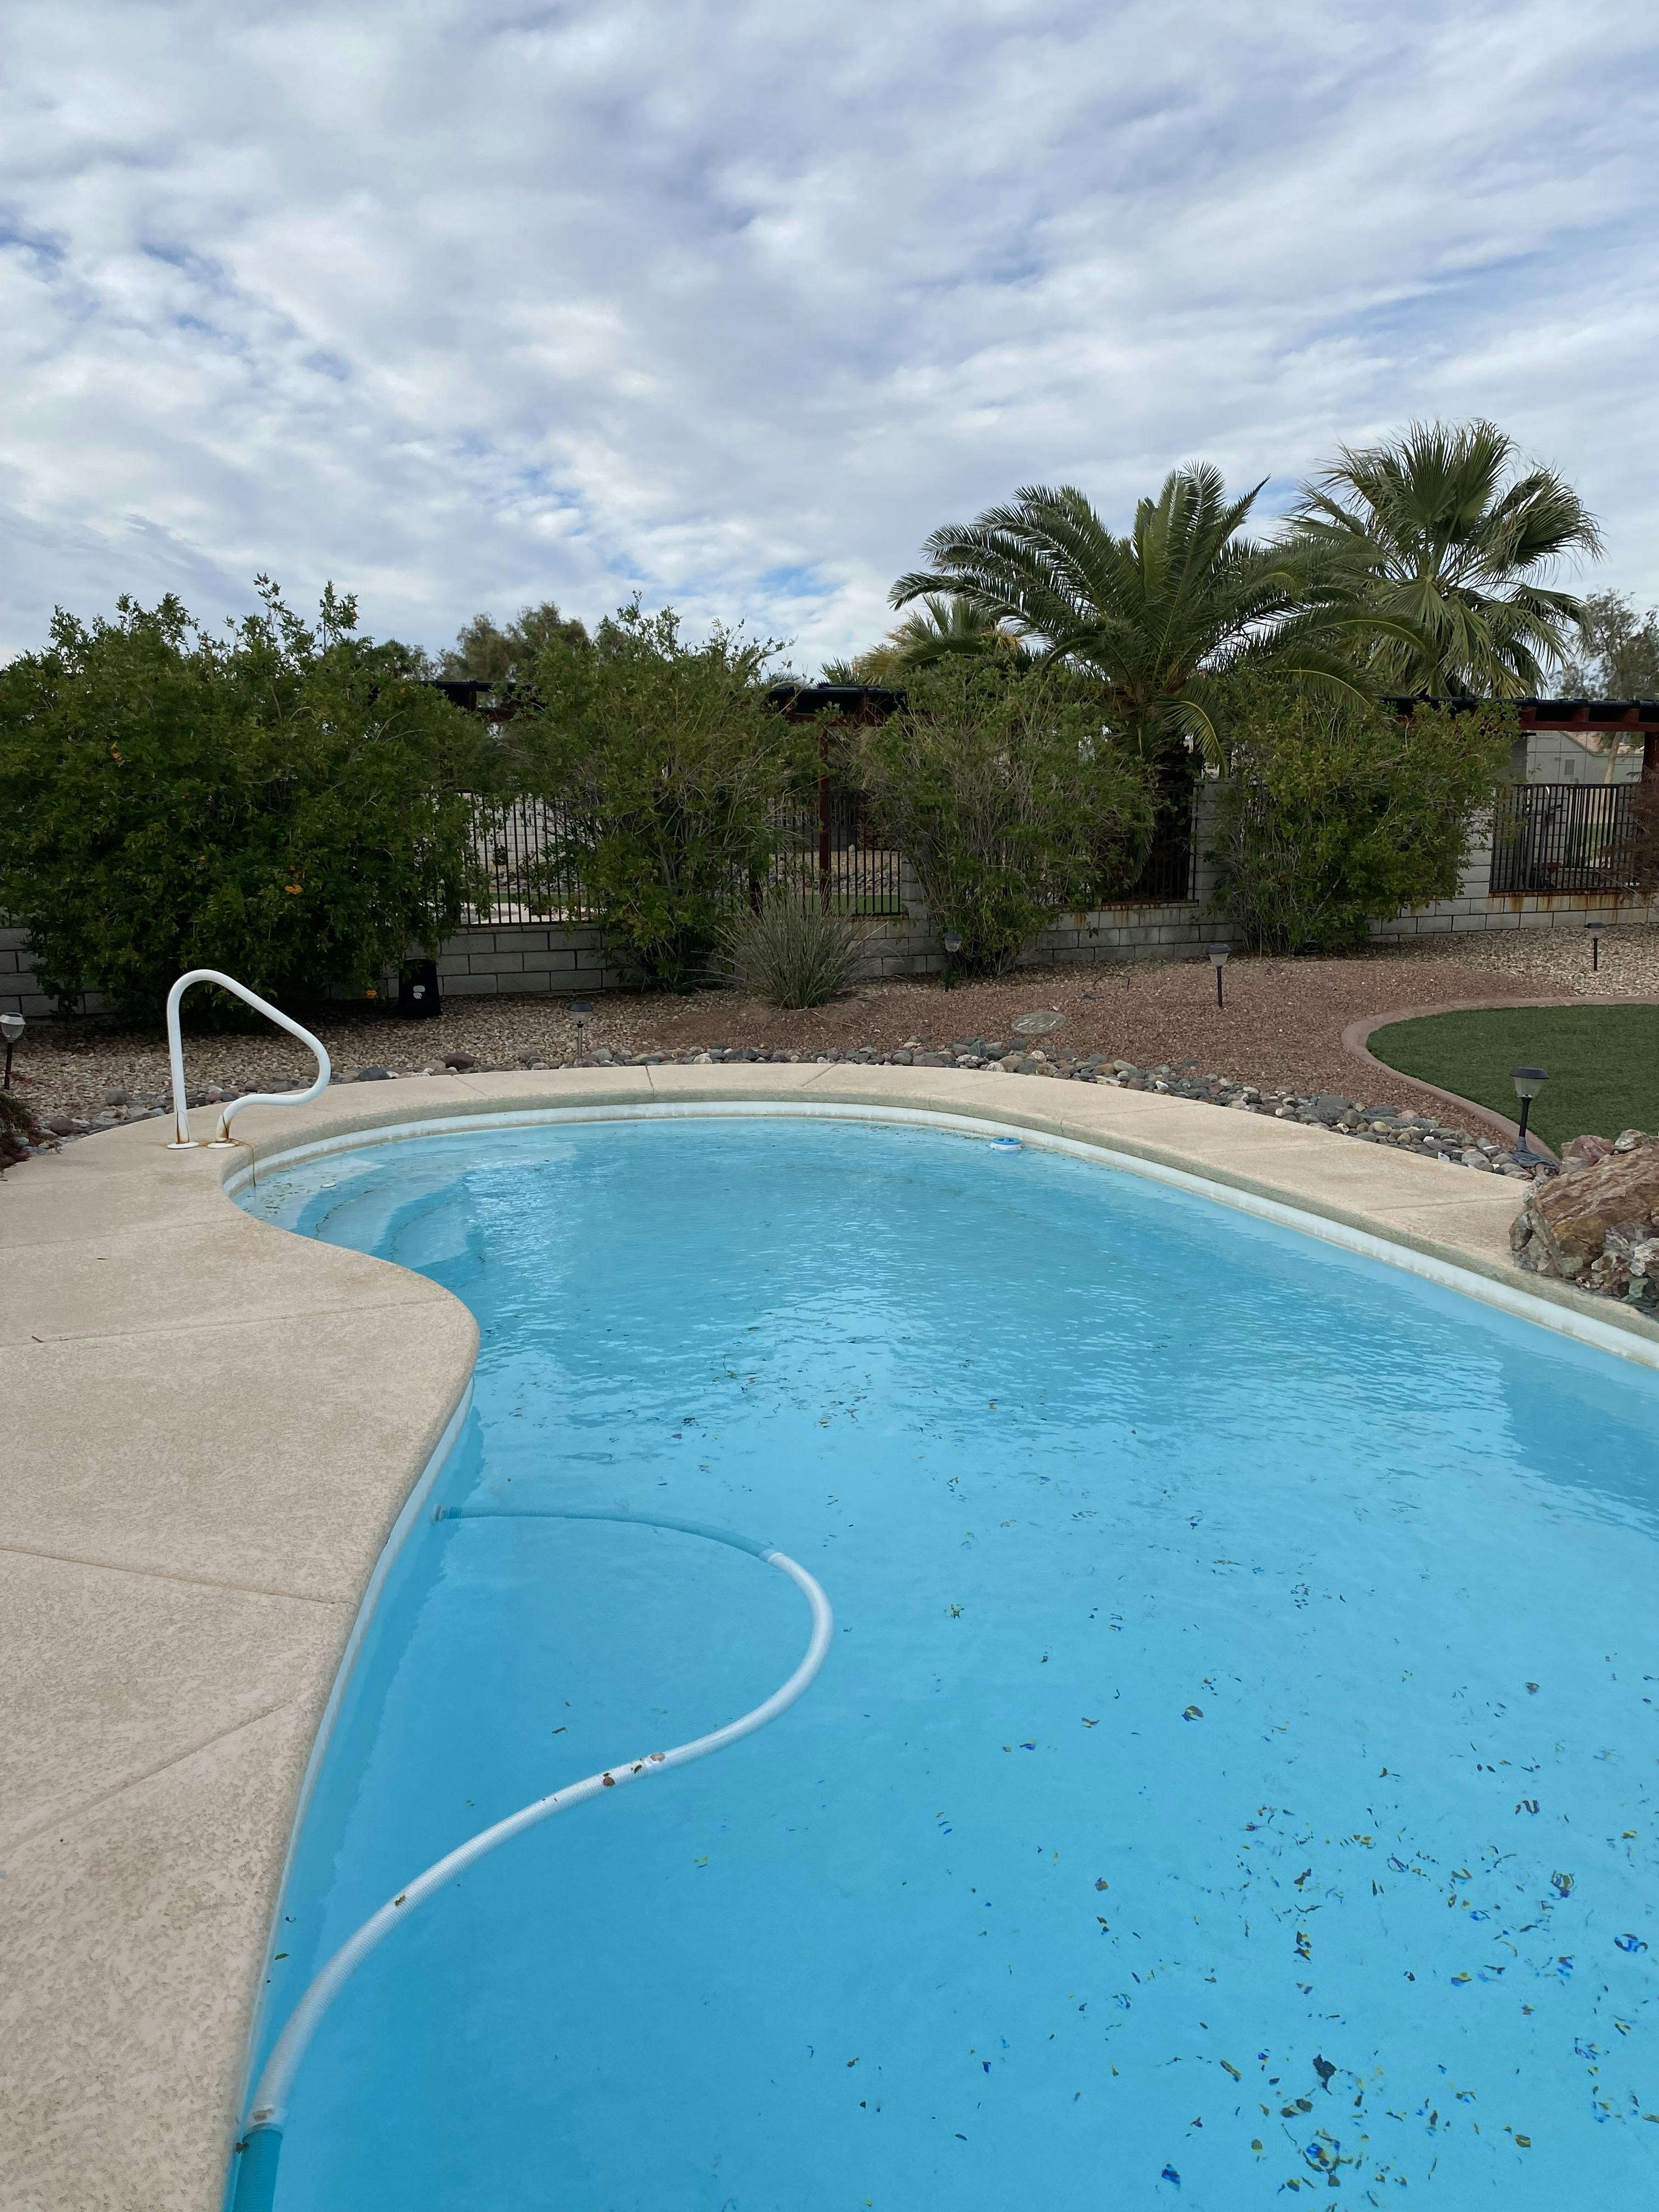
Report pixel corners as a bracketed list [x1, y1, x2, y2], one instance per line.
[6, 926, 1655, 1175]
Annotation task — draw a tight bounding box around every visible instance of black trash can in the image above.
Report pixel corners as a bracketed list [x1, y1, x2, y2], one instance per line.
[399, 957, 442, 1019]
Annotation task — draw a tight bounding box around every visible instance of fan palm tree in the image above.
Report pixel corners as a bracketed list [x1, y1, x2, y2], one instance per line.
[890, 466, 1398, 764]
[1286, 420, 1601, 697]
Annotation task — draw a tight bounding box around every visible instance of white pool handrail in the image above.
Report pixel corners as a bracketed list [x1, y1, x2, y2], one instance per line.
[165, 969, 330, 1148]
[228, 1507, 832, 2212]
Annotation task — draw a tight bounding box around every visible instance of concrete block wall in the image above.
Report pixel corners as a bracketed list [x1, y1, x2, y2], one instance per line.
[1364, 816, 1659, 941]
[429, 900, 1217, 994]
[1369, 889, 1659, 941]
[0, 927, 106, 1022]
[424, 922, 628, 998]
[0, 927, 36, 1019]
[1031, 901, 1213, 966]
[14, 879, 1658, 1023]
[3, 764, 1653, 1022]
[431, 901, 1210, 991]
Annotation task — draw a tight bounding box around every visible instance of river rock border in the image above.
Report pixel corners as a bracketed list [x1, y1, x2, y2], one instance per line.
[24, 1032, 1544, 1180]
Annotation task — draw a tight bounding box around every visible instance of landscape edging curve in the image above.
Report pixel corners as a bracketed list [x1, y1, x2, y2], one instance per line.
[1344, 992, 1659, 1161]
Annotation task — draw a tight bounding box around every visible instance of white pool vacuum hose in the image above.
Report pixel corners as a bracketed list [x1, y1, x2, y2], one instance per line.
[230, 1508, 833, 2212]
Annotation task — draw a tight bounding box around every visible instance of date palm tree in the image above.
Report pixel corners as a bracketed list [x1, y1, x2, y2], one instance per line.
[1286, 420, 1601, 697]
[890, 465, 1399, 764]
[822, 595, 1032, 683]
[884, 594, 1034, 669]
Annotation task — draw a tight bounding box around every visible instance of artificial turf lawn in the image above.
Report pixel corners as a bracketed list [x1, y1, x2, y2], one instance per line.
[1366, 1003, 1659, 1151]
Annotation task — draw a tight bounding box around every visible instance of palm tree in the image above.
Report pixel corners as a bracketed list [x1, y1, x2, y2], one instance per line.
[1286, 420, 1601, 697]
[890, 466, 1391, 763]
[884, 594, 1034, 669]
[822, 596, 1031, 684]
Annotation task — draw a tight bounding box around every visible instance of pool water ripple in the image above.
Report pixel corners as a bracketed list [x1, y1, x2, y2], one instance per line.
[238, 1118, 1659, 2209]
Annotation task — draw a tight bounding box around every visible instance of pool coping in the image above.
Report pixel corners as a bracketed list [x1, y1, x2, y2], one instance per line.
[7, 1060, 1659, 2210]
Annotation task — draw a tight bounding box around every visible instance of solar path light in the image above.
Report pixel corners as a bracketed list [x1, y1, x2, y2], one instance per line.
[941, 929, 963, 989]
[1208, 942, 1231, 1008]
[1, 1011, 22, 1090]
[1585, 919, 1606, 973]
[1511, 1066, 1548, 1166]
[570, 998, 591, 1055]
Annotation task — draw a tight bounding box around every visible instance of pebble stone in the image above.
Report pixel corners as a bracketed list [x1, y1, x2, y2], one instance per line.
[10, 1037, 1534, 1185]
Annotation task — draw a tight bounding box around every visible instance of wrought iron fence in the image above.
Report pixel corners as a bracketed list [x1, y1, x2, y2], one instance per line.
[465, 797, 599, 923]
[1118, 812, 1195, 904]
[464, 788, 1193, 926]
[764, 791, 906, 914]
[464, 792, 907, 923]
[1488, 782, 1643, 895]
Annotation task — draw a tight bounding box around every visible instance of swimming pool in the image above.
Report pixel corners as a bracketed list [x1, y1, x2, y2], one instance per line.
[234, 1113, 1659, 2208]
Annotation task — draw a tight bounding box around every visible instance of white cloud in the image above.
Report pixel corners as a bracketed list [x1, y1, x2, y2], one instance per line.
[1, 0, 1655, 670]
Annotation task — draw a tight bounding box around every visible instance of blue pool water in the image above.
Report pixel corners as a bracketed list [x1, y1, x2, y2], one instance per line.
[238, 1115, 1659, 2209]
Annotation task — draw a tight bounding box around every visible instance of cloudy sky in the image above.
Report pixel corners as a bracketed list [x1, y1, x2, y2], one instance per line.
[4, 0, 1657, 672]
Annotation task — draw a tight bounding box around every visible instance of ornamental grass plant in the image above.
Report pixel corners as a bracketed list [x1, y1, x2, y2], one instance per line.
[711, 894, 869, 1008]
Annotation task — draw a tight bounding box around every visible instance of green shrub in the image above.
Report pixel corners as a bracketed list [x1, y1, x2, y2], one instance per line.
[851, 662, 1154, 974]
[1208, 680, 1515, 953]
[517, 601, 808, 990]
[439, 600, 590, 686]
[713, 894, 868, 1006]
[0, 583, 492, 1022]
[1, 1090, 40, 1168]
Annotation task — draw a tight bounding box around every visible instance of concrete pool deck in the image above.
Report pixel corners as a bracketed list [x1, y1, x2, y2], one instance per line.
[6, 1061, 1658, 2209]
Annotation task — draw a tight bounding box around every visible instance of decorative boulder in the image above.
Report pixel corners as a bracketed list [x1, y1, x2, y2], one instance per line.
[1560, 1133, 1615, 1167]
[1514, 1132, 1659, 1293]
